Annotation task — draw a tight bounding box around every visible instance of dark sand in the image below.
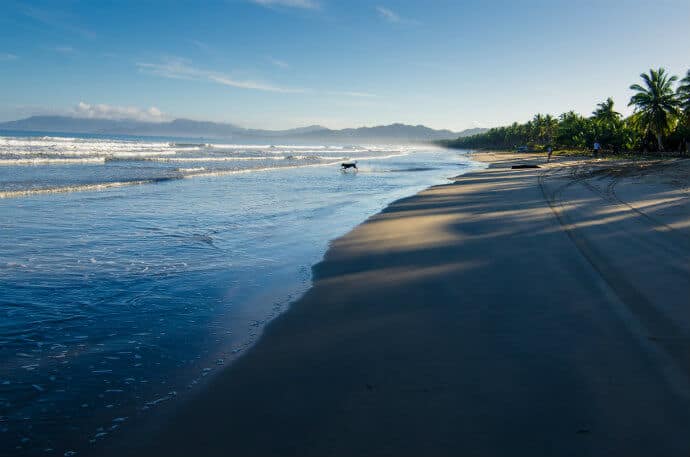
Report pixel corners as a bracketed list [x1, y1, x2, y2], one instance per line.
[112, 153, 690, 456]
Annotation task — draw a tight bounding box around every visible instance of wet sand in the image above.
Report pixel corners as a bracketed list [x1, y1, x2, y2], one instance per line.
[112, 152, 690, 456]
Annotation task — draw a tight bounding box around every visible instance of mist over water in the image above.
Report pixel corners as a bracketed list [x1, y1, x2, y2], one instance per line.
[0, 133, 411, 197]
[0, 132, 480, 455]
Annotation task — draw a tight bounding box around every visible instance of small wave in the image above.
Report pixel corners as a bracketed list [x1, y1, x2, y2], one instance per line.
[0, 136, 184, 158]
[283, 155, 323, 161]
[206, 144, 271, 150]
[0, 178, 177, 199]
[273, 145, 330, 150]
[158, 156, 272, 162]
[168, 142, 209, 149]
[0, 157, 106, 166]
[338, 152, 410, 161]
[181, 159, 343, 179]
[205, 144, 354, 152]
[0, 160, 346, 198]
[391, 167, 438, 172]
[143, 156, 286, 162]
[37, 136, 89, 143]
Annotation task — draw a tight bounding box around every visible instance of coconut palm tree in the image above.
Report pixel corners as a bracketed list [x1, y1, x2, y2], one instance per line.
[678, 69, 690, 114]
[678, 70, 690, 152]
[543, 114, 558, 146]
[592, 98, 624, 151]
[592, 97, 621, 124]
[529, 114, 558, 146]
[628, 68, 681, 151]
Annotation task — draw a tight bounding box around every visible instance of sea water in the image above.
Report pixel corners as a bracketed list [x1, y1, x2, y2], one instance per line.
[0, 131, 480, 454]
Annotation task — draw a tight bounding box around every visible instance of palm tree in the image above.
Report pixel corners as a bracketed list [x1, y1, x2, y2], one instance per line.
[678, 70, 690, 114]
[678, 70, 690, 152]
[592, 97, 621, 124]
[529, 114, 558, 146]
[628, 68, 681, 151]
[543, 114, 558, 146]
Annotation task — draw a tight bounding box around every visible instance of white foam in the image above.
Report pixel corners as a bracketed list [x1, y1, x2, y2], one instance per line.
[342, 152, 410, 161]
[0, 180, 155, 199]
[0, 134, 419, 199]
[145, 156, 282, 162]
[0, 157, 106, 166]
[0, 136, 184, 159]
[0, 159, 346, 198]
[182, 159, 343, 179]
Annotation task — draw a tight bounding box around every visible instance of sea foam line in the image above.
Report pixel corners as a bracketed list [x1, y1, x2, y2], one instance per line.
[143, 156, 286, 162]
[0, 160, 345, 199]
[0, 180, 160, 199]
[0, 157, 106, 166]
[142, 155, 328, 162]
[181, 159, 344, 179]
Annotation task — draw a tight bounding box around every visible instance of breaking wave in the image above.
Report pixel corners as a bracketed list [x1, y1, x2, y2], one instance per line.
[0, 180, 162, 199]
[0, 157, 106, 166]
[0, 159, 347, 198]
[0, 133, 416, 198]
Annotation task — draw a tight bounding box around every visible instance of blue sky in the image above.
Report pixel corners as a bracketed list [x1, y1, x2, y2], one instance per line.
[1, 0, 688, 130]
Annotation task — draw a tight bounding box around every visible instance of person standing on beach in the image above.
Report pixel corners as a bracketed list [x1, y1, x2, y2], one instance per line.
[593, 141, 601, 156]
[546, 146, 553, 162]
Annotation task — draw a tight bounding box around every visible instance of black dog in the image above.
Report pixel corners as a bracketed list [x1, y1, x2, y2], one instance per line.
[341, 162, 357, 171]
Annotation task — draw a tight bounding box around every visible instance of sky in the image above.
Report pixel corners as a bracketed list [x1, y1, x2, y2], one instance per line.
[0, 0, 689, 131]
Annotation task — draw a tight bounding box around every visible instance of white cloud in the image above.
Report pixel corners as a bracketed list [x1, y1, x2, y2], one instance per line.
[376, 6, 418, 24]
[268, 57, 290, 69]
[251, 0, 319, 9]
[137, 58, 377, 99]
[72, 102, 167, 122]
[0, 53, 18, 61]
[137, 58, 305, 93]
[328, 91, 377, 98]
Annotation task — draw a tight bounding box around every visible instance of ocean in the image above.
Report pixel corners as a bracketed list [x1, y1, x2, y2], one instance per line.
[0, 131, 480, 455]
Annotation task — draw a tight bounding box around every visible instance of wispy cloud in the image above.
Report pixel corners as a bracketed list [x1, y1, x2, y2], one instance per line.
[54, 45, 76, 55]
[137, 58, 377, 99]
[0, 53, 18, 61]
[376, 6, 400, 22]
[137, 58, 305, 93]
[21, 5, 96, 39]
[376, 6, 418, 25]
[328, 91, 377, 98]
[268, 57, 290, 69]
[250, 0, 320, 9]
[189, 39, 211, 53]
[72, 102, 167, 122]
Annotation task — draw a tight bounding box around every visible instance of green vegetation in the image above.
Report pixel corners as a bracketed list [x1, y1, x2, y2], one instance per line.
[677, 70, 690, 152]
[443, 68, 690, 154]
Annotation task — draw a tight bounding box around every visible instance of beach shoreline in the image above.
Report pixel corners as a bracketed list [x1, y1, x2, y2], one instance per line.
[102, 151, 690, 456]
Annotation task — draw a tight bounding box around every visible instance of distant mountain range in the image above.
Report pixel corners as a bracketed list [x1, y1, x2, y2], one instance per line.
[0, 116, 485, 144]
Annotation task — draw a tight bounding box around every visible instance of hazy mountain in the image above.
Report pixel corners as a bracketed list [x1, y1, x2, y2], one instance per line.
[300, 123, 458, 143]
[0, 116, 150, 135]
[0, 116, 484, 144]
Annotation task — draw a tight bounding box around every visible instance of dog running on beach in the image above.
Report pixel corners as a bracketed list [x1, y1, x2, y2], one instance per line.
[341, 162, 357, 171]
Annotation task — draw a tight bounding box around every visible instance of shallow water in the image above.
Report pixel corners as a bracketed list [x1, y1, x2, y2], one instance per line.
[0, 132, 479, 455]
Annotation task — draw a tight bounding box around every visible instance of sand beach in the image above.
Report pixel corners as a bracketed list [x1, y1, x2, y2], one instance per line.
[109, 152, 690, 456]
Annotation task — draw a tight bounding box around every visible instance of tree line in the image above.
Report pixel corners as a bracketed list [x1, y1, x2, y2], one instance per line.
[443, 68, 690, 154]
